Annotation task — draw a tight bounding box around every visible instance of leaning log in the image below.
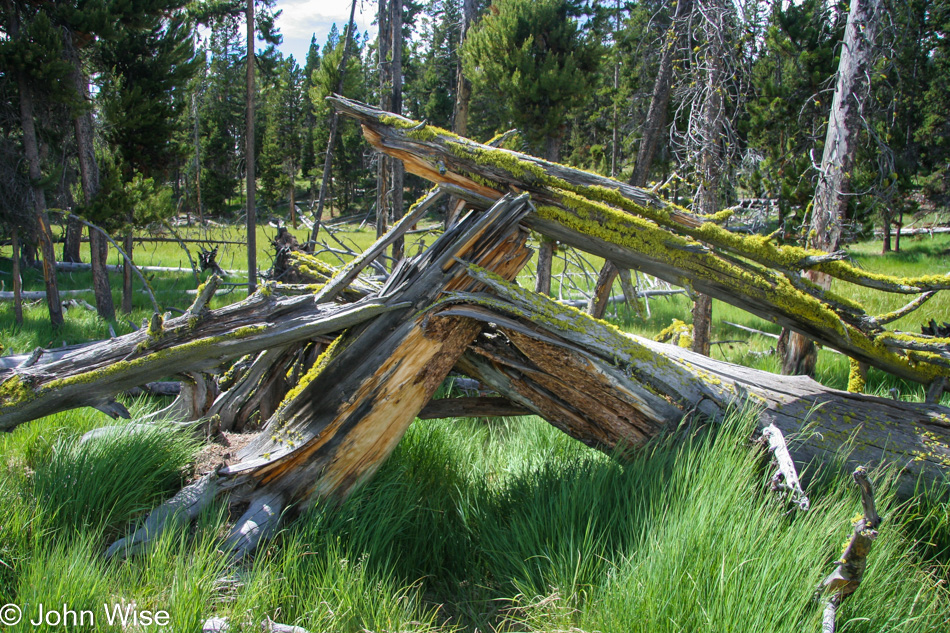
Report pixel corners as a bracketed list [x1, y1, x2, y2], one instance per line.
[445, 266, 950, 498]
[330, 96, 950, 388]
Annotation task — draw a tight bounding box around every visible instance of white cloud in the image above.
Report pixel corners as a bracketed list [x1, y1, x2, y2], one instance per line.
[275, 0, 375, 42]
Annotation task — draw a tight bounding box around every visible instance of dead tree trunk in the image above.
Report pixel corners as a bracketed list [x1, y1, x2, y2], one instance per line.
[783, 0, 883, 376]
[446, 267, 950, 499]
[389, 0, 406, 264]
[7, 0, 63, 329]
[122, 232, 134, 314]
[65, 33, 115, 321]
[12, 227, 23, 325]
[106, 194, 533, 559]
[376, 0, 392, 244]
[331, 96, 950, 388]
[246, 0, 258, 294]
[309, 0, 358, 246]
[588, 0, 693, 319]
[63, 216, 83, 263]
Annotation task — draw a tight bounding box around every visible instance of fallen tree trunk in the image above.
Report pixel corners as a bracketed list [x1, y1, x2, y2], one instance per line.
[106, 194, 534, 559]
[0, 279, 398, 431]
[330, 96, 950, 388]
[447, 266, 950, 498]
[0, 289, 95, 301]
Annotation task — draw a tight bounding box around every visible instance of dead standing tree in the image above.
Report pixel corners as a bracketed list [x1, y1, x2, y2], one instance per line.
[2, 98, 950, 558]
[783, 0, 885, 376]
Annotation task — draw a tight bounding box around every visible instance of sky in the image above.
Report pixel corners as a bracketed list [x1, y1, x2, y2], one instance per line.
[273, 0, 378, 63]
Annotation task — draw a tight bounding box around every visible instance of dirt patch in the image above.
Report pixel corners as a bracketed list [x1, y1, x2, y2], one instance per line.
[189, 431, 259, 481]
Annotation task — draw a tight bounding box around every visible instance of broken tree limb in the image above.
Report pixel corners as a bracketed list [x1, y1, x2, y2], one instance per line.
[0, 289, 96, 301]
[330, 95, 950, 386]
[106, 194, 534, 558]
[761, 423, 810, 511]
[313, 185, 447, 304]
[442, 266, 950, 497]
[817, 467, 882, 633]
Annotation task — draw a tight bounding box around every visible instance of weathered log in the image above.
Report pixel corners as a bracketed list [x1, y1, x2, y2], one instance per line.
[0, 289, 94, 301]
[444, 266, 950, 497]
[0, 290, 403, 431]
[330, 95, 950, 386]
[107, 194, 534, 558]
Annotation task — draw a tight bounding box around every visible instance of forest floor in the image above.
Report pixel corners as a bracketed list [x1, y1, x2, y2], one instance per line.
[0, 220, 948, 631]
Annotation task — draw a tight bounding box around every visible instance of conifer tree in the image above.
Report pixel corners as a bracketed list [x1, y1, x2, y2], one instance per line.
[462, 0, 600, 161]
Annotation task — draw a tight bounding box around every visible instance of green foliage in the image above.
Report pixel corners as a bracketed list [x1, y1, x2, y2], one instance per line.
[462, 0, 601, 157]
[97, 8, 199, 180]
[743, 0, 842, 226]
[30, 423, 200, 537]
[259, 56, 304, 206]
[916, 0, 950, 208]
[78, 149, 175, 231]
[307, 29, 372, 213]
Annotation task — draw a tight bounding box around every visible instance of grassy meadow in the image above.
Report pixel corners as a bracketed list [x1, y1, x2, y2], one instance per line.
[0, 220, 949, 631]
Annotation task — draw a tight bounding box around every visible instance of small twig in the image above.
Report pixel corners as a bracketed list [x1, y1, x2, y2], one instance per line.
[162, 219, 201, 284]
[723, 321, 779, 339]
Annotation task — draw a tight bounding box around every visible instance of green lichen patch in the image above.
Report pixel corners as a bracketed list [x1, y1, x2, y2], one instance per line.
[0, 375, 35, 409]
[289, 251, 339, 279]
[655, 319, 693, 349]
[44, 325, 268, 393]
[274, 334, 346, 421]
[848, 358, 867, 393]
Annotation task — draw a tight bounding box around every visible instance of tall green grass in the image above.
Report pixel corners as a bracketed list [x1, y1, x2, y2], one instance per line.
[3, 228, 950, 631]
[0, 398, 947, 631]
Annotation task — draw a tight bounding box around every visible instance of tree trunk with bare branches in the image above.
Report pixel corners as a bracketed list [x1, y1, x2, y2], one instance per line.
[783, 0, 884, 376]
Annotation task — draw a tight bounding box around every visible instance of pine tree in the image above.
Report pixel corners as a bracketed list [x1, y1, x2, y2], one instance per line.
[199, 18, 245, 213]
[260, 55, 304, 216]
[300, 36, 320, 180]
[462, 0, 601, 161]
[744, 0, 842, 228]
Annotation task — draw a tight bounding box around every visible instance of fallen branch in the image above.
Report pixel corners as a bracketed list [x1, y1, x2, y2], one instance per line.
[817, 467, 881, 633]
[0, 289, 94, 301]
[331, 95, 950, 386]
[444, 266, 950, 497]
[761, 424, 810, 511]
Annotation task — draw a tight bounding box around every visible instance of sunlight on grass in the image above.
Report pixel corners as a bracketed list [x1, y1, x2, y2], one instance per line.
[2, 226, 950, 630]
